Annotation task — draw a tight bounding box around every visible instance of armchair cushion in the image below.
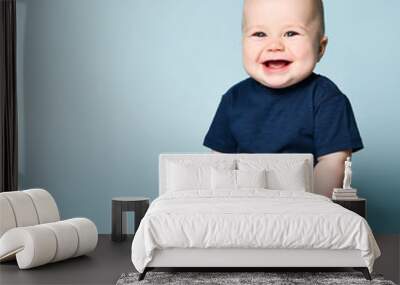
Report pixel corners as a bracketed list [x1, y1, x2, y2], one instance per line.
[0, 218, 97, 269]
[0, 189, 97, 269]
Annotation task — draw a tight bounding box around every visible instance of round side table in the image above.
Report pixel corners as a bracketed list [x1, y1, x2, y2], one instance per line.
[111, 197, 149, 242]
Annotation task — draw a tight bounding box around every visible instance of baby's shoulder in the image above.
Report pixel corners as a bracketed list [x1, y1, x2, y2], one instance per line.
[223, 77, 256, 99]
[223, 77, 259, 103]
[312, 74, 349, 108]
[312, 74, 344, 95]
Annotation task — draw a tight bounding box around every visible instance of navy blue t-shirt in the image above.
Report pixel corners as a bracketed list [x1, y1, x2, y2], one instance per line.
[203, 73, 363, 162]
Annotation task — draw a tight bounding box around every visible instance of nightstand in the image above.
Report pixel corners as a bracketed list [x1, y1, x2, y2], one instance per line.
[332, 198, 366, 218]
[111, 197, 149, 242]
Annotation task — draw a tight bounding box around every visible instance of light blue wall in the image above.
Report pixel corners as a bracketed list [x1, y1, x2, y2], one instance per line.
[16, 0, 400, 234]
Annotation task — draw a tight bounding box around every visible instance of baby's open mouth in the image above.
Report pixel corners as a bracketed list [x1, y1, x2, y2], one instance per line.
[263, 60, 292, 70]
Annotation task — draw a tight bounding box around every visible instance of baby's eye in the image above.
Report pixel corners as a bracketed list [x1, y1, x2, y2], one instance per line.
[284, 31, 300, 37]
[251, 31, 267, 38]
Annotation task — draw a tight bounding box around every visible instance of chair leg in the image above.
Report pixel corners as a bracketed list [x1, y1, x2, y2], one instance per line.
[354, 267, 372, 280]
[138, 268, 148, 281]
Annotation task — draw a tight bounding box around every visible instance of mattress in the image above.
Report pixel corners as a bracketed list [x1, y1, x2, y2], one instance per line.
[131, 189, 380, 273]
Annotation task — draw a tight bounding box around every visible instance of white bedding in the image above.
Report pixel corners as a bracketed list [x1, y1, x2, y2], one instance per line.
[131, 190, 380, 273]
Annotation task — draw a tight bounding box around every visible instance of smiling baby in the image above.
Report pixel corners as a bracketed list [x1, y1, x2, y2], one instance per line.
[203, 0, 364, 197]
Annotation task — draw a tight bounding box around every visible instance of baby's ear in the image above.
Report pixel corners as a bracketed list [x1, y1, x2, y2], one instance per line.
[317, 36, 328, 62]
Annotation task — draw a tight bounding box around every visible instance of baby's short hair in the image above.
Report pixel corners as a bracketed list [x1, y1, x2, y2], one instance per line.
[242, 0, 326, 37]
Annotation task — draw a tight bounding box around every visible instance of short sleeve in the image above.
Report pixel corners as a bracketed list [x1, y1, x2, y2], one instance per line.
[314, 87, 364, 158]
[203, 94, 237, 153]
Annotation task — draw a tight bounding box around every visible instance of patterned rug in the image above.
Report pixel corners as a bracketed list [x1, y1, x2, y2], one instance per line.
[116, 271, 396, 285]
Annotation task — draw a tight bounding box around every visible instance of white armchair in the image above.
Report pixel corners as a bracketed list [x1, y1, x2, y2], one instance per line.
[0, 189, 98, 269]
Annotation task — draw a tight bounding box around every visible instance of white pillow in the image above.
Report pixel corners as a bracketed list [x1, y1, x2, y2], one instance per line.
[168, 163, 208, 191]
[211, 168, 267, 190]
[211, 168, 236, 190]
[237, 159, 308, 191]
[237, 169, 267, 189]
[167, 160, 235, 191]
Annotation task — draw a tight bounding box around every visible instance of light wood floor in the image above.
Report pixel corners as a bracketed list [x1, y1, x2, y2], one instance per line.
[0, 234, 398, 285]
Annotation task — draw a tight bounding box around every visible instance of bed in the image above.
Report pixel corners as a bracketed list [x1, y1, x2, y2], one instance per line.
[131, 153, 381, 281]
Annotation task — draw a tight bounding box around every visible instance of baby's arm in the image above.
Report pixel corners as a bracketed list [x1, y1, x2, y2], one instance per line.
[314, 150, 351, 197]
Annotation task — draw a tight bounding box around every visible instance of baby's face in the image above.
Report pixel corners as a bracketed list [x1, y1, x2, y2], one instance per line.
[242, 0, 327, 89]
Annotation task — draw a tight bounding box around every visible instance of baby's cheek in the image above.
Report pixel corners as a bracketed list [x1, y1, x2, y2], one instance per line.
[243, 40, 265, 59]
[243, 47, 257, 63]
[293, 45, 311, 58]
[242, 49, 259, 74]
[289, 40, 316, 56]
[242, 59, 258, 79]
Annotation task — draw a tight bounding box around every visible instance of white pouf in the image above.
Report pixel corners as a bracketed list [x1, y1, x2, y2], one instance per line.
[0, 189, 98, 269]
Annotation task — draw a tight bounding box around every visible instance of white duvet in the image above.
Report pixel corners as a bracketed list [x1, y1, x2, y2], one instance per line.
[131, 190, 380, 273]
